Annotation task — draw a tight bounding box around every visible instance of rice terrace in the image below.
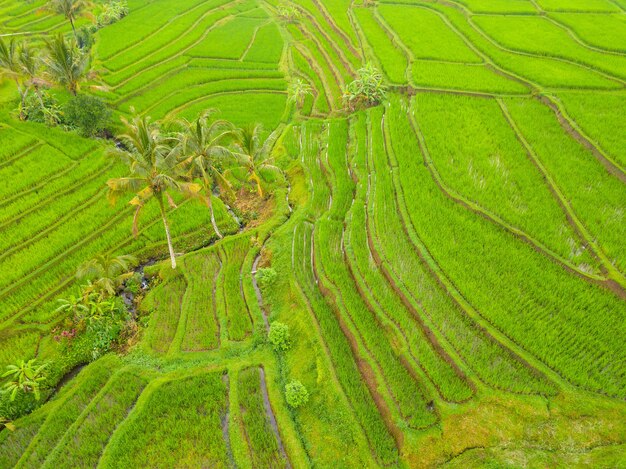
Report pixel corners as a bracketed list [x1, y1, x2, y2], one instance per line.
[0, 0, 625, 466]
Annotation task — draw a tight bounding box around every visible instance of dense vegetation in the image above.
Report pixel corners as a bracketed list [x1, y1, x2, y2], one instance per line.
[0, 0, 625, 467]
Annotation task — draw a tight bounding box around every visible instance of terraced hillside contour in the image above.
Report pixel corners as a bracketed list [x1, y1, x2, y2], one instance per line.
[1, 0, 625, 467]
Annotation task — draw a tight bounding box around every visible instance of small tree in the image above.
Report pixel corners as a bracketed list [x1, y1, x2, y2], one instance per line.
[1, 359, 48, 402]
[277, 2, 300, 22]
[268, 322, 290, 352]
[288, 78, 312, 111]
[64, 94, 111, 136]
[44, 0, 95, 43]
[232, 124, 284, 198]
[342, 62, 387, 111]
[285, 380, 309, 408]
[43, 34, 93, 96]
[76, 253, 136, 296]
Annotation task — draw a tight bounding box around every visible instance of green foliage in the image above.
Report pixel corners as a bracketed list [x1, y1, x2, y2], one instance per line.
[268, 321, 290, 352]
[64, 94, 111, 137]
[1, 359, 48, 402]
[20, 90, 62, 125]
[97, 0, 128, 27]
[285, 379, 308, 409]
[342, 63, 387, 111]
[256, 267, 277, 291]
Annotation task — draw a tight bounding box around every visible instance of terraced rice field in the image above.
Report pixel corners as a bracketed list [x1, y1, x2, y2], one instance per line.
[1, 0, 625, 467]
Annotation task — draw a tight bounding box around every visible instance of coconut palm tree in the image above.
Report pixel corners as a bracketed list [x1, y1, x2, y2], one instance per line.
[288, 78, 312, 110]
[176, 111, 236, 239]
[44, 0, 94, 42]
[107, 113, 200, 269]
[43, 34, 91, 96]
[2, 359, 48, 402]
[76, 253, 137, 297]
[233, 124, 284, 198]
[0, 37, 27, 119]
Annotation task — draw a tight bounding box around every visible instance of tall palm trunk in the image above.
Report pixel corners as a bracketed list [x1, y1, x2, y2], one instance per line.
[68, 15, 78, 43]
[157, 195, 177, 269]
[206, 194, 223, 239]
[14, 79, 26, 120]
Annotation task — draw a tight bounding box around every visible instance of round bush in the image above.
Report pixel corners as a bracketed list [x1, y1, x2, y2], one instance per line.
[268, 321, 290, 352]
[285, 380, 309, 409]
[64, 94, 111, 137]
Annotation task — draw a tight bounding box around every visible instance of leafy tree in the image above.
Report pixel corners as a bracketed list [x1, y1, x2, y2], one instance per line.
[268, 322, 291, 352]
[44, 0, 95, 42]
[97, 0, 128, 27]
[76, 253, 136, 296]
[43, 34, 93, 96]
[176, 110, 236, 239]
[285, 380, 309, 408]
[288, 78, 312, 110]
[0, 38, 27, 119]
[107, 113, 200, 269]
[233, 124, 284, 198]
[342, 62, 387, 111]
[277, 2, 300, 22]
[256, 267, 277, 290]
[1, 359, 48, 402]
[64, 94, 111, 136]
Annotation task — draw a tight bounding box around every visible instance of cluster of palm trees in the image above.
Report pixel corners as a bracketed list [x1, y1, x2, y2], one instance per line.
[0, 34, 95, 119]
[107, 109, 284, 269]
[0, 0, 104, 120]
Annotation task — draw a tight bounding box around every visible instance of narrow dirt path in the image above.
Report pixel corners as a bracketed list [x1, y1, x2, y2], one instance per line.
[259, 367, 291, 468]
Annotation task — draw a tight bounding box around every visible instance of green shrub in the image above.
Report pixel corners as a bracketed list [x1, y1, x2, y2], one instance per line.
[64, 95, 111, 137]
[97, 1, 129, 27]
[268, 321, 290, 352]
[21, 90, 62, 126]
[285, 380, 308, 408]
[256, 267, 277, 290]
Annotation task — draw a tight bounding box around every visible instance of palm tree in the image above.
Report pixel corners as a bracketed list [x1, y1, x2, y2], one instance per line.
[107, 113, 200, 269]
[233, 124, 284, 198]
[288, 78, 312, 110]
[43, 34, 91, 96]
[0, 37, 27, 119]
[44, 0, 94, 42]
[176, 111, 236, 239]
[2, 359, 48, 402]
[76, 253, 136, 297]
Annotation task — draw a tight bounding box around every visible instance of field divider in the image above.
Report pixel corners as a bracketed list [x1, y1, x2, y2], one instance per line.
[0, 161, 115, 229]
[381, 108, 579, 393]
[0, 208, 132, 301]
[0, 161, 79, 208]
[538, 95, 626, 181]
[342, 214, 474, 403]
[291, 43, 336, 111]
[102, 0, 231, 63]
[108, 8, 241, 89]
[407, 106, 609, 285]
[0, 141, 43, 170]
[498, 98, 626, 293]
[163, 88, 287, 121]
[287, 2, 356, 77]
[307, 229, 403, 461]
[309, 0, 361, 58]
[0, 190, 106, 262]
